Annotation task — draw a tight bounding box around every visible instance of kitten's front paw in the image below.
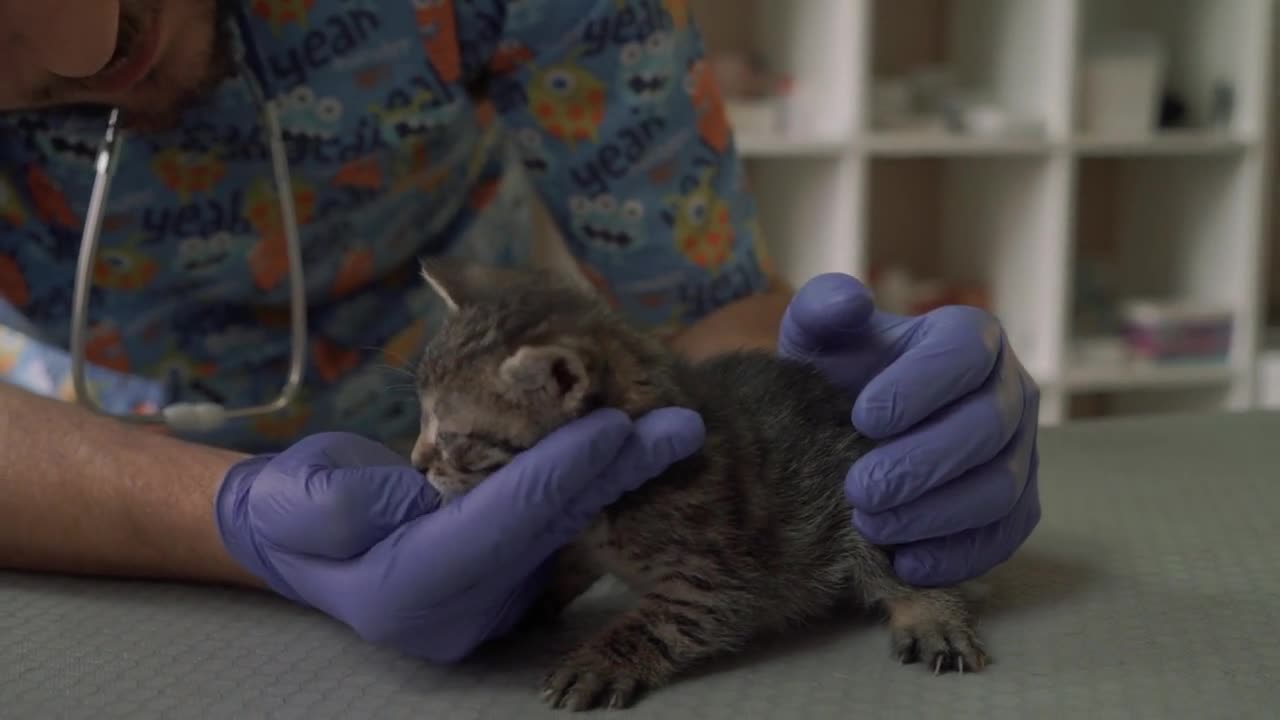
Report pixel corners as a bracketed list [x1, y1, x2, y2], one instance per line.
[541, 653, 644, 711]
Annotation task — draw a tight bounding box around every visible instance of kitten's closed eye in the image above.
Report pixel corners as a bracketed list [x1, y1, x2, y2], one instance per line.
[437, 431, 520, 478]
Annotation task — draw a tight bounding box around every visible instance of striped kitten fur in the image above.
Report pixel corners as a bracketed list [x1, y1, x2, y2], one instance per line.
[411, 258, 988, 711]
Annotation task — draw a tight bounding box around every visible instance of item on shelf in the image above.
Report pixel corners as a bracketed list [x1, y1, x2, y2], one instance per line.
[725, 97, 785, 135]
[872, 78, 916, 130]
[1073, 253, 1120, 337]
[711, 52, 795, 135]
[1119, 300, 1233, 364]
[1209, 80, 1235, 129]
[869, 265, 990, 316]
[872, 65, 1043, 139]
[1079, 32, 1166, 136]
[952, 101, 1044, 138]
[1072, 336, 1130, 369]
[1158, 90, 1189, 129]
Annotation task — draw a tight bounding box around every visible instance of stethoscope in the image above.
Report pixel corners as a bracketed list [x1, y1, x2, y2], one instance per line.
[68, 52, 308, 433]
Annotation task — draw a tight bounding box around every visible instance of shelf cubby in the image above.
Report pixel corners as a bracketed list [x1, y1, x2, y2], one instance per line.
[687, 0, 1275, 424]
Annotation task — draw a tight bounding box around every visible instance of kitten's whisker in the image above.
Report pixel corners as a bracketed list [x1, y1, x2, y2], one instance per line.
[363, 344, 417, 373]
[372, 363, 416, 379]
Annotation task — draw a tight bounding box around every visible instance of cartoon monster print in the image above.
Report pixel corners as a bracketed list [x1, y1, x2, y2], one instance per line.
[333, 154, 384, 190]
[243, 176, 317, 291]
[513, 126, 553, 176]
[750, 215, 776, 277]
[663, 0, 691, 29]
[151, 148, 227, 201]
[25, 164, 77, 229]
[664, 167, 735, 271]
[0, 176, 25, 228]
[368, 88, 457, 144]
[251, 0, 315, 31]
[327, 241, 376, 300]
[569, 193, 646, 255]
[83, 320, 132, 374]
[0, 253, 28, 308]
[618, 30, 681, 116]
[526, 56, 606, 148]
[506, 0, 545, 33]
[490, 38, 534, 75]
[0, 329, 22, 375]
[413, 0, 461, 83]
[94, 240, 159, 292]
[174, 232, 250, 276]
[684, 58, 731, 153]
[274, 85, 344, 139]
[29, 125, 98, 172]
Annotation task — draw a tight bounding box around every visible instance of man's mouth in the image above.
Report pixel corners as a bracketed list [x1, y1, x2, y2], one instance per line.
[84, 5, 164, 95]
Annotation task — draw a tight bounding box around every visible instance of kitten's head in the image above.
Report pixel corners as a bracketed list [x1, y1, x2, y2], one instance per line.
[410, 257, 672, 501]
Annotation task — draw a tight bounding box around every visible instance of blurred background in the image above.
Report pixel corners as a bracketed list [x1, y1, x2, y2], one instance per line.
[686, 0, 1279, 426]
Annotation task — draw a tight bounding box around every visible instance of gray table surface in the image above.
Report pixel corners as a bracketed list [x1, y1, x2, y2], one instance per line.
[3, 410, 1278, 719]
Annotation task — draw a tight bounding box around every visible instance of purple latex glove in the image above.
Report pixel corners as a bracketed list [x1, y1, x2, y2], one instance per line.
[214, 407, 704, 663]
[779, 273, 1041, 586]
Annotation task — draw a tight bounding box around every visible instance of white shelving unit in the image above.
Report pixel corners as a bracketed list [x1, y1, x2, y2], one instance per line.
[692, 0, 1276, 425]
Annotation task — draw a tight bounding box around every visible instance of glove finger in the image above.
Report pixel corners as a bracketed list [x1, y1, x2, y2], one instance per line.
[252, 463, 439, 560]
[851, 391, 1035, 544]
[852, 305, 1006, 439]
[268, 408, 701, 627]
[294, 408, 637, 604]
[541, 406, 706, 550]
[275, 431, 414, 470]
[846, 351, 1028, 513]
[886, 444, 1041, 587]
[777, 273, 876, 358]
[417, 407, 704, 592]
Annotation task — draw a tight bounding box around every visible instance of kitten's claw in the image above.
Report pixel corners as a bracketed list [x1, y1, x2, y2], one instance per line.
[890, 617, 989, 676]
[541, 658, 644, 711]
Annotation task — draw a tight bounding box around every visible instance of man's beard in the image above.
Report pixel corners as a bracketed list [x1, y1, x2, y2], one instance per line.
[120, 1, 236, 131]
[45, 0, 235, 132]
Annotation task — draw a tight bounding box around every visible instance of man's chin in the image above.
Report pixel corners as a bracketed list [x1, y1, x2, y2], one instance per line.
[114, 73, 224, 131]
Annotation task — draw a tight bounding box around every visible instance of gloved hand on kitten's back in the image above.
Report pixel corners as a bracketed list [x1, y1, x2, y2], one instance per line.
[778, 273, 1041, 587]
[214, 406, 705, 663]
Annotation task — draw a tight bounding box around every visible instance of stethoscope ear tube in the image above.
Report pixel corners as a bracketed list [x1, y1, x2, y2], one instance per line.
[69, 108, 124, 418]
[68, 55, 309, 432]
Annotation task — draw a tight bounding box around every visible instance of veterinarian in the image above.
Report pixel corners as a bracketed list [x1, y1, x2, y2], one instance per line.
[0, 0, 1040, 662]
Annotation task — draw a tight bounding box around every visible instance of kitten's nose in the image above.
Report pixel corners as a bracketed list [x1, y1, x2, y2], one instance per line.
[410, 435, 433, 473]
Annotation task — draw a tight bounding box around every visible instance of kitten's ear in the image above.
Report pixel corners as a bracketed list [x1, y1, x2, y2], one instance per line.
[419, 257, 525, 312]
[499, 345, 590, 407]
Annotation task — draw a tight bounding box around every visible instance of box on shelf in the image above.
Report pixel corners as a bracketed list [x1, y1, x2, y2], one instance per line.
[1119, 300, 1233, 363]
[1079, 32, 1166, 136]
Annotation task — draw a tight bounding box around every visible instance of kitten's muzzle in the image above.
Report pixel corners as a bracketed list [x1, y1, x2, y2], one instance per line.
[424, 469, 483, 502]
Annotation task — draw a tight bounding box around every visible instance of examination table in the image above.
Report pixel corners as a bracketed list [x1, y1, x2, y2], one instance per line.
[3, 409, 1278, 718]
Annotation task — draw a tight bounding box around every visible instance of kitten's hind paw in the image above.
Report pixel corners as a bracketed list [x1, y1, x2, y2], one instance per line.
[891, 621, 988, 674]
[885, 592, 989, 675]
[541, 659, 643, 711]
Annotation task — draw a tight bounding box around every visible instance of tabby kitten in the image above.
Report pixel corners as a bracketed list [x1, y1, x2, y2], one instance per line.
[411, 258, 989, 711]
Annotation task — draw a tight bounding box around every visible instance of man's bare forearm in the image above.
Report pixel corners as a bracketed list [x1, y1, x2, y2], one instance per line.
[668, 276, 794, 362]
[0, 381, 264, 588]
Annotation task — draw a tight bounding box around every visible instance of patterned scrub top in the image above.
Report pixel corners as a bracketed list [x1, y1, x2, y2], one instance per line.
[0, 0, 772, 455]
